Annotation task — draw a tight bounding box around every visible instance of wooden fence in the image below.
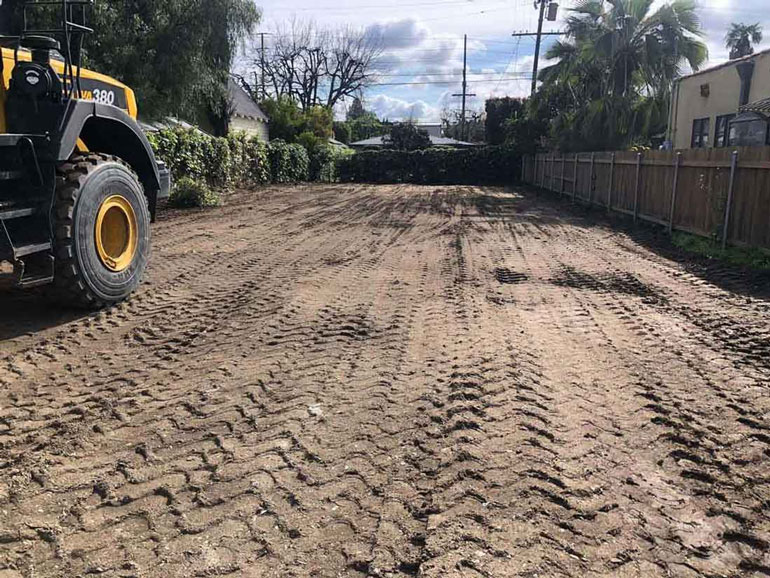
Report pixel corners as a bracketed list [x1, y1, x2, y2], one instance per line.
[522, 147, 770, 250]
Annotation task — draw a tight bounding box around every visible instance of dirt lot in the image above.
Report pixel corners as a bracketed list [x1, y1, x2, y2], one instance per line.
[1, 184, 769, 578]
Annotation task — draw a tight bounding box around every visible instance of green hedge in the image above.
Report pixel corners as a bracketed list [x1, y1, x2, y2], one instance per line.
[147, 128, 270, 189]
[267, 139, 310, 183]
[337, 146, 520, 185]
[149, 127, 521, 192]
[309, 145, 355, 183]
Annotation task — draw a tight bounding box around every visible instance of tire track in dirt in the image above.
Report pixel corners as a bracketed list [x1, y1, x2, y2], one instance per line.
[1, 184, 768, 578]
[482, 190, 770, 576]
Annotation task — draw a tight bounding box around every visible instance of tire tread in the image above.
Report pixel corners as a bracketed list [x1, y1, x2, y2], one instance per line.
[53, 153, 145, 309]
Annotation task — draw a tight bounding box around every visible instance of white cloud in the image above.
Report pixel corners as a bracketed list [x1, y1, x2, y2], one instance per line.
[368, 94, 440, 122]
[365, 18, 429, 49]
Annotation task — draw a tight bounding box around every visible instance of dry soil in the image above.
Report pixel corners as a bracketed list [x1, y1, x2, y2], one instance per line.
[1, 184, 769, 578]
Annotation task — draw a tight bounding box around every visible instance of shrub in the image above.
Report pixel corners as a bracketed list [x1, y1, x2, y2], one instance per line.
[169, 177, 220, 208]
[227, 131, 271, 186]
[309, 144, 354, 183]
[337, 145, 520, 185]
[267, 139, 309, 183]
[333, 121, 351, 144]
[296, 131, 324, 154]
[148, 127, 270, 189]
[387, 123, 432, 150]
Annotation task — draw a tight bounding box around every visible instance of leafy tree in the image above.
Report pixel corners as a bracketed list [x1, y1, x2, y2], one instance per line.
[347, 97, 367, 121]
[349, 112, 388, 142]
[261, 97, 307, 142]
[261, 97, 333, 143]
[296, 131, 324, 154]
[303, 106, 334, 139]
[726, 23, 763, 59]
[485, 98, 526, 145]
[505, 98, 550, 153]
[386, 123, 431, 150]
[537, 0, 707, 151]
[333, 121, 352, 144]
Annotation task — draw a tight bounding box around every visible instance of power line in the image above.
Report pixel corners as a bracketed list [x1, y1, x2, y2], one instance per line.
[368, 75, 532, 86]
[287, 0, 508, 12]
[495, 35, 521, 92]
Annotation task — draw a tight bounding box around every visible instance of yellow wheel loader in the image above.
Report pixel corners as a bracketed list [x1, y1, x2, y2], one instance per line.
[0, 0, 170, 307]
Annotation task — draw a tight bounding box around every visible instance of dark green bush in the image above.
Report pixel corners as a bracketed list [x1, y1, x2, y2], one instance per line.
[308, 144, 354, 183]
[169, 177, 221, 208]
[267, 139, 310, 183]
[229, 132, 271, 186]
[337, 146, 520, 185]
[148, 127, 270, 189]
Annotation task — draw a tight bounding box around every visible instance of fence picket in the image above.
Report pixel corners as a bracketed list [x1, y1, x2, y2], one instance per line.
[525, 147, 770, 250]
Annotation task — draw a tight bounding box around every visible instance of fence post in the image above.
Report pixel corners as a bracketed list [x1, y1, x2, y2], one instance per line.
[551, 155, 556, 192]
[539, 155, 543, 187]
[668, 152, 681, 234]
[633, 152, 642, 223]
[722, 150, 739, 249]
[540, 154, 545, 188]
[572, 154, 579, 203]
[550, 155, 555, 191]
[560, 155, 565, 195]
[589, 152, 595, 205]
[607, 152, 615, 213]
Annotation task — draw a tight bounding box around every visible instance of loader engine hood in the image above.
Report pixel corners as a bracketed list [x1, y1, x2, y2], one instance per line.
[0, 47, 138, 132]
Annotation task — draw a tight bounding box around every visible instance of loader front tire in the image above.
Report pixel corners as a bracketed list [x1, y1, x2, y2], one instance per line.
[53, 154, 150, 308]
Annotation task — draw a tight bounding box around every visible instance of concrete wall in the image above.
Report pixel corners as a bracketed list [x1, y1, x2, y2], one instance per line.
[670, 50, 770, 149]
[231, 116, 269, 143]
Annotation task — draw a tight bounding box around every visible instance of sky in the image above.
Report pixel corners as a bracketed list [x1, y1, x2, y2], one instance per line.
[247, 0, 769, 123]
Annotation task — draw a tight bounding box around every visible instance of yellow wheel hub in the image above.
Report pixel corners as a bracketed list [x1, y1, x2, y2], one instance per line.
[95, 195, 138, 272]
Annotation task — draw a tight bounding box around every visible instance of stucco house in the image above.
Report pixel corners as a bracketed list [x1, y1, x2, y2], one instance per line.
[227, 77, 270, 142]
[667, 47, 770, 149]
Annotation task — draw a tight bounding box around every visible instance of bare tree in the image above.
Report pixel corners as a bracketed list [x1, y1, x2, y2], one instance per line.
[324, 26, 382, 108]
[441, 107, 485, 142]
[249, 20, 382, 110]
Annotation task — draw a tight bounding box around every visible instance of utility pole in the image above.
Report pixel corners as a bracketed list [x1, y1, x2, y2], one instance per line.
[508, 28, 565, 97]
[256, 32, 272, 101]
[260, 32, 266, 101]
[451, 34, 476, 141]
[531, 0, 547, 96]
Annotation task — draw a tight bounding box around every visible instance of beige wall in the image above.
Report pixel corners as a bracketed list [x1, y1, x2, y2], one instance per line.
[670, 50, 770, 149]
[231, 116, 269, 143]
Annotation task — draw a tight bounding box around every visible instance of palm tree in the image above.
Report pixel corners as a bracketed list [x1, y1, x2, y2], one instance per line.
[725, 23, 763, 59]
[537, 0, 707, 150]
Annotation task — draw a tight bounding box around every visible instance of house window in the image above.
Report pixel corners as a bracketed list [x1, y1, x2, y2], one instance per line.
[691, 118, 710, 148]
[715, 114, 735, 147]
[728, 112, 769, 147]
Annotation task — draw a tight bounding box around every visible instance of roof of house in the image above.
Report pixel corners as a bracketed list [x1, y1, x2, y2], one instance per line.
[740, 96, 770, 115]
[349, 135, 478, 147]
[228, 77, 269, 123]
[140, 117, 210, 135]
[679, 46, 770, 82]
